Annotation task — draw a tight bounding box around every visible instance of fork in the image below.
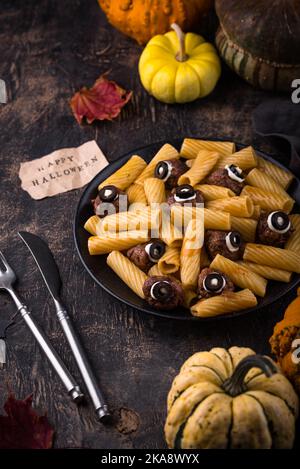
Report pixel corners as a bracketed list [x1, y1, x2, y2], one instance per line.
[0, 250, 84, 403]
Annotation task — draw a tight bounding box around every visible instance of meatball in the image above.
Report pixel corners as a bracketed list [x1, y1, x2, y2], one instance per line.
[127, 240, 166, 272]
[205, 230, 245, 261]
[167, 184, 204, 207]
[143, 276, 184, 310]
[205, 165, 245, 195]
[256, 211, 293, 247]
[92, 185, 127, 218]
[155, 159, 188, 189]
[198, 267, 235, 299]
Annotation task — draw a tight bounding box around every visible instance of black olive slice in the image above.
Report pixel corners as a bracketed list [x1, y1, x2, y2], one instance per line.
[98, 185, 118, 202]
[155, 161, 172, 180]
[267, 211, 291, 233]
[174, 184, 196, 201]
[145, 241, 166, 262]
[203, 272, 226, 294]
[225, 164, 244, 182]
[150, 281, 173, 301]
[225, 231, 242, 252]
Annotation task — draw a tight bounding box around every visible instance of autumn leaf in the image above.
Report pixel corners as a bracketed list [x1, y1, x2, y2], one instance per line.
[70, 74, 132, 124]
[0, 394, 54, 449]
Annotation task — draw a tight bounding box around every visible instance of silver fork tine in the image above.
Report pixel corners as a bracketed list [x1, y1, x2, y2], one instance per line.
[0, 250, 12, 272]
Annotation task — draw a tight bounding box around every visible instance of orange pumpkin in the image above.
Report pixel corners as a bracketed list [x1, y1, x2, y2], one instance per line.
[98, 0, 214, 45]
[270, 288, 300, 394]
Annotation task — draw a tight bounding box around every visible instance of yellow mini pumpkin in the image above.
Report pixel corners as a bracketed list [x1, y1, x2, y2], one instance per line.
[139, 24, 221, 104]
[165, 347, 299, 449]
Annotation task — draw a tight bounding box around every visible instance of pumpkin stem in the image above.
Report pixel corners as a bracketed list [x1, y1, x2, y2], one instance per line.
[171, 23, 188, 62]
[222, 354, 277, 397]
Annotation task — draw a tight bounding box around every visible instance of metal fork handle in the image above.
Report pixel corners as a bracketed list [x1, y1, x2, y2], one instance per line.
[55, 302, 110, 422]
[9, 288, 84, 403]
[20, 307, 83, 402]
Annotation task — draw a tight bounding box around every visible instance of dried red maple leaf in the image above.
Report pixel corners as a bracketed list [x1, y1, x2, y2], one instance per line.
[70, 74, 132, 124]
[0, 394, 54, 449]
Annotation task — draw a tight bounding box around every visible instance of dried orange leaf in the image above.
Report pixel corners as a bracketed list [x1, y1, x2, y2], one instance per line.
[70, 74, 132, 124]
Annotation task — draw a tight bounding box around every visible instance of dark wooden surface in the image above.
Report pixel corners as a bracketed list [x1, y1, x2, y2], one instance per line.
[0, 0, 298, 449]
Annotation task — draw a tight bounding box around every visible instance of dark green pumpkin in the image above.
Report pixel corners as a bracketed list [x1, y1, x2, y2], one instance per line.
[215, 0, 300, 91]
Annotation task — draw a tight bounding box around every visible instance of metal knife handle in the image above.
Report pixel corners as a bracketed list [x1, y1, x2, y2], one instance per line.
[9, 290, 84, 403]
[56, 305, 110, 422]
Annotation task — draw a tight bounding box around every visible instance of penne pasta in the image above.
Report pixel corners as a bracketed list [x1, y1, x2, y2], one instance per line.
[185, 159, 194, 168]
[243, 243, 300, 273]
[128, 203, 149, 212]
[285, 214, 300, 253]
[135, 144, 179, 185]
[246, 168, 294, 212]
[180, 138, 235, 159]
[203, 208, 231, 231]
[178, 150, 220, 186]
[205, 196, 254, 218]
[158, 246, 181, 274]
[180, 219, 204, 289]
[214, 146, 258, 171]
[144, 177, 166, 204]
[98, 155, 146, 190]
[84, 215, 102, 236]
[210, 254, 267, 297]
[100, 207, 161, 234]
[200, 247, 211, 268]
[183, 288, 198, 309]
[84, 136, 298, 318]
[107, 251, 148, 299]
[148, 264, 164, 276]
[160, 221, 184, 248]
[171, 206, 231, 231]
[230, 216, 258, 243]
[126, 183, 148, 205]
[251, 205, 262, 220]
[257, 156, 294, 190]
[241, 185, 293, 213]
[194, 184, 235, 201]
[191, 289, 257, 318]
[88, 230, 150, 255]
[238, 261, 292, 283]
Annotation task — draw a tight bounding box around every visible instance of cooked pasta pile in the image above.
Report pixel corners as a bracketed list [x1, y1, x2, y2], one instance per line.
[84, 139, 300, 318]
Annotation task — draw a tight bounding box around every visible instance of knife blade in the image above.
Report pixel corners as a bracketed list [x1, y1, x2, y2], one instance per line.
[19, 232, 61, 302]
[0, 79, 7, 104]
[0, 318, 15, 368]
[18, 231, 110, 422]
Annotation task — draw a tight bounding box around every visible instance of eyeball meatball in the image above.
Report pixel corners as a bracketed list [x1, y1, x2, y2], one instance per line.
[205, 230, 245, 261]
[127, 240, 166, 272]
[92, 185, 127, 218]
[155, 159, 188, 189]
[256, 211, 293, 247]
[198, 268, 235, 299]
[205, 164, 245, 195]
[143, 276, 184, 310]
[167, 184, 204, 207]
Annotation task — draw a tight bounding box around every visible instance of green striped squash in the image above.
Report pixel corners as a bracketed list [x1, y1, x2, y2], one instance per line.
[165, 347, 298, 448]
[215, 0, 300, 91]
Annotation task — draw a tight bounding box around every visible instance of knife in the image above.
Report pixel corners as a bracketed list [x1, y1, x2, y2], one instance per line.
[0, 79, 7, 104]
[19, 231, 110, 422]
[0, 319, 14, 368]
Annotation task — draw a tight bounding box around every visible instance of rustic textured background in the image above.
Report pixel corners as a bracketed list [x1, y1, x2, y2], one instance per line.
[0, 0, 298, 449]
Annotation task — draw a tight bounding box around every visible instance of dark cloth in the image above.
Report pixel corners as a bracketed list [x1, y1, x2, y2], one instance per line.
[253, 99, 300, 177]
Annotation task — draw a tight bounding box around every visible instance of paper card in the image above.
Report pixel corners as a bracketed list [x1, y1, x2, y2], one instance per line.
[19, 140, 108, 200]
